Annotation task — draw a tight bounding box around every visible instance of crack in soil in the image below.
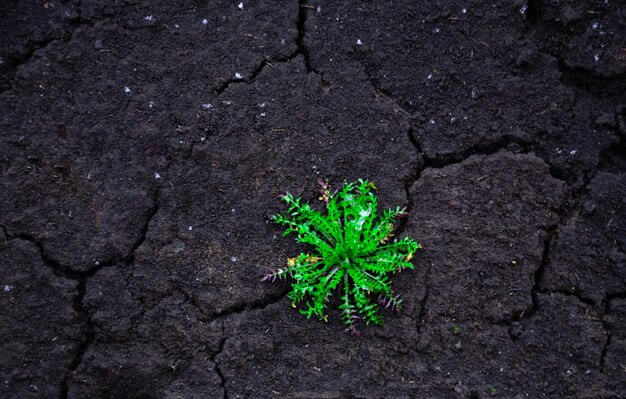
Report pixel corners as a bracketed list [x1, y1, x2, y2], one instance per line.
[210, 321, 229, 399]
[599, 292, 626, 371]
[599, 297, 613, 372]
[415, 285, 430, 335]
[0, 233, 96, 399]
[124, 185, 161, 266]
[59, 276, 95, 399]
[556, 56, 626, 99]
[2, 169, 163, 396]
[211, 0, 325, 95]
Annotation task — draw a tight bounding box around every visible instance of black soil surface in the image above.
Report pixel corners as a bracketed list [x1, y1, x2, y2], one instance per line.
[1, 1, 625, 398]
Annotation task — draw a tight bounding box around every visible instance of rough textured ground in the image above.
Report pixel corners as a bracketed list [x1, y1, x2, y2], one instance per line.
[1, 1, 625, 398]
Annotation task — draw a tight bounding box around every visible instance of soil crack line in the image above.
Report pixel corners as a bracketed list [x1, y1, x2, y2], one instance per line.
[0, 233, 97, 399]
[211, 0, 322, 95]
[210, 320, 229, 399]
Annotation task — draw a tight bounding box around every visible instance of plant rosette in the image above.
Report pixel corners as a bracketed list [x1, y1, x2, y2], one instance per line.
[264, 179, 421, 335]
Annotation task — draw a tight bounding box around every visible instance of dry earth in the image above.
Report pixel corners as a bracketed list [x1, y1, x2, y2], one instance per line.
[1, 1, 625, 398]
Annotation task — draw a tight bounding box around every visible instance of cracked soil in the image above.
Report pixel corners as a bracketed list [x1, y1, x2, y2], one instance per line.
[1, 1, 625, 398]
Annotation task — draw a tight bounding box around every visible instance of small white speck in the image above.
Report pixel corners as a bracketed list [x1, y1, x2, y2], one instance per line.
[280, 38, 286, 44]
[592, 22, 599, 30]
[201, 103, 213, 110]
[149, 101, 155, 108]
[231, 208, 235, 213]
[4, 285, 13, 292]
[356, 39, 362, 45]
[433, 27, 440, 33]
[471, 88, 477, 98]
[462, 8, 467, 14]
[238, 2, 244, 10]
[450, 117, 456, 123]
[427, 73, 432, 80]
[570, 149, 577, 155]
[258, 102, 266, 108]
[174, 24, 180, 29]
[317, 5, 322, 13]
[95, 261, 100, 266]
[555, 147, 563, 154]
[188, 226, 193, 231]
[202, 18, 208, 25]
[519, 5, 528, 14]
[429, 119, 435, 124]
[235, 72, 243, 79]
[124, 86, 131, 93]
[260, 112, 266, 117]
[230, 256, 238, 262]
[594, 53, 600, 62]
[144, 15, 154, 22]
[154, 172, 161, 179]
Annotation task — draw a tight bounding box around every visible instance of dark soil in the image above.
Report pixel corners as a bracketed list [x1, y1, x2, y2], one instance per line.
[1, 1, 625, 398]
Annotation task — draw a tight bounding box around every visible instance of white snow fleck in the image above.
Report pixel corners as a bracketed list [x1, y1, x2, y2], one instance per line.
[592, 22, 599, 30]
[144, 15, 154, 22]
[95, 261, 100, 266]
[433, 27, 440, 33]
[235, 72, 243, 79]
[231, 208, 235, 213]
[260, 112, 266, 117]
[154, 172, 161, 179]
[124, 86, 131, 93]
[4, 285, 13, 292]
[202, 18, 208, 25]
[174, 24, 180, 29]
[356, 39, 362, 45]
[238, 2, 244, 10]
[570, 149, 577, 155]
[450, 117, 456, 123]
[462, 8, 467, 14]
[280, 38, 286, 44]
[258, 102, 266, 108]
[471, 88, 477, 98]
[519, 5, 528, 14]
[201, 103, 213, 110]
[230, 256, 238, 262]
[427, 73, 433, 80]
[149, 101, 155, 108]
[429, 119, 435, 124]
[594, 53, 600, 62]
[317, 5, 322, 13]
[188, 226, 193, 231]
[555, 147, 563, 154]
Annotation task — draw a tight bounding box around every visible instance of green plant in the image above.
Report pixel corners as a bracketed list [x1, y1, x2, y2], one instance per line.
[263, 179, 421, 335]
